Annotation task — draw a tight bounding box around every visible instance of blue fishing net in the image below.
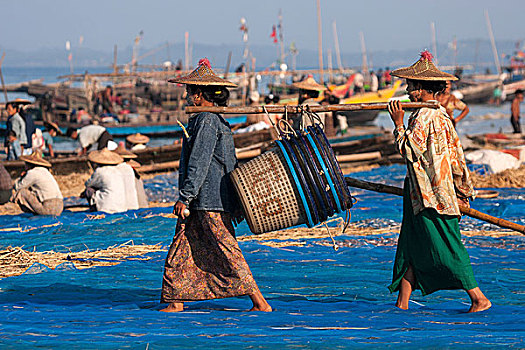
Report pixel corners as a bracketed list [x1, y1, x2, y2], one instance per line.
[0, 165, 523, 348]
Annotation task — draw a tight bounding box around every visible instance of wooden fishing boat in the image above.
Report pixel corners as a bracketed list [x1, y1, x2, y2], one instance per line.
[2, 126, 397, 177]
[454, 81, 499, 104]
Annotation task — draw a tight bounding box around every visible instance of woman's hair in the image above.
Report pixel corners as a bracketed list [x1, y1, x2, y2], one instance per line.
[408, 79, 447, 94]
[298, 89, 320, 104]
[187, 85, 230, 106]
[5, 102, 19, 111]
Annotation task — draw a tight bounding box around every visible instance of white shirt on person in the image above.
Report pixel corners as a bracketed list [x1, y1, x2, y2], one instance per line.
[14, 166, 63, 202]
[116, 162, 139, 210]
[85, 165, 127, 214]
[78, 125, 106, 149]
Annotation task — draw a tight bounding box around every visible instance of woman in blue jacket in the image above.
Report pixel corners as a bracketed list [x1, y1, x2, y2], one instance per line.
[160, 59, 271, 313]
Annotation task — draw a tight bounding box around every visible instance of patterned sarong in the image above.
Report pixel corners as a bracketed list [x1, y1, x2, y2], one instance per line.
[161, 211, 257, 303]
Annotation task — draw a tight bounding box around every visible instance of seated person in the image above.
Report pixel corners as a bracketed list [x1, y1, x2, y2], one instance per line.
[0, 163, 13, 205]
[10, 152, 63, 216]
[113, 143, 139, 210]
[114, 142, 148, 208]
[125, 133, 150, 151]
[82, 148, 127, 214]
[67, 124, 117, 156]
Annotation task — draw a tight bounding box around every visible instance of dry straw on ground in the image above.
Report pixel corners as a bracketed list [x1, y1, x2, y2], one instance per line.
[0, 240, 165, 279]
[470, 166, 525, 188]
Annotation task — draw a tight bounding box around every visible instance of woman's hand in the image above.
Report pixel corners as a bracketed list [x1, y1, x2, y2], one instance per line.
[173, 201, 188, 218]
[388, 100, 405, 127]
[457, 196, 470, 208]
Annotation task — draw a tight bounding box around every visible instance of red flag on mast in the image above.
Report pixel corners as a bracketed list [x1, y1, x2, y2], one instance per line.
[270, 25, 277, 44]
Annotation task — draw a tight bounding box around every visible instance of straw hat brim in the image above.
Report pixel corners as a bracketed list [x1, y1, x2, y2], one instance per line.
[7, 98, 32, 105]
[115, 149, 138, 159]
[88, 150, 123, 165]
[291, 81, 327, 91]
[44, 121, 63, 135]
[168, 76, 237, 87]
[20, 155, 52, 168]
[126, 134, 150, 144]
[127, 159, 142, 169]
[391, 66, 458, 81]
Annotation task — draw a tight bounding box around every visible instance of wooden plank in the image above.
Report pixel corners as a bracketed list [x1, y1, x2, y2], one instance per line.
[185, 102, 440, 115]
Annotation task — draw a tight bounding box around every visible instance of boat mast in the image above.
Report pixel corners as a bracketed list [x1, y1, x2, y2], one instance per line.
[430, 22, 439, 66]
[359, 31, 369, 74]
[316, 0, 324, 84]
[485, 10, 502, 75]
[332, 20, 344, 72]
[184, 31, 190, 71]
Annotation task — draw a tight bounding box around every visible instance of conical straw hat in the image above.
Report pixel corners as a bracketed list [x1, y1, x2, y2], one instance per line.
[126, 159, 142, 169]
[391, 51, 458, 81]
[87, 148, 123, 165]
[291, 75, 327, 91]
[6, 98, 32, 105]
[126, 133, 150, 145]
[44, 121, 63, 135]
[114, 142, 138, 159]
[20, 152, 51, 168]
[168, 58, 237, 87]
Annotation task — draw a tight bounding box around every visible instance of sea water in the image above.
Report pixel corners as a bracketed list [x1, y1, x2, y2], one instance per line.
[0, 164, 523, 349]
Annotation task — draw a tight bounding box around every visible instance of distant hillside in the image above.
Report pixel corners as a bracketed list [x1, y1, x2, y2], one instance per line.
[0, 39, 519, 74]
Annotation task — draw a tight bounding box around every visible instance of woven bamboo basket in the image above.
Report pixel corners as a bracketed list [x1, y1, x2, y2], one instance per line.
[230, 149, 305, 234]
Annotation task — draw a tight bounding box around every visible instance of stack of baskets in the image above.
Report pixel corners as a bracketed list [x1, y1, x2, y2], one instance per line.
[231, 116, 353, 234]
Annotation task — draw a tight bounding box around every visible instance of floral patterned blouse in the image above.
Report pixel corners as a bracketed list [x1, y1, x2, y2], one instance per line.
[393, 104, 475, 216]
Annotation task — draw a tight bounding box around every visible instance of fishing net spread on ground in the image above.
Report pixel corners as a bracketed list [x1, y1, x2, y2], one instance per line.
[0, 164, 523, 348]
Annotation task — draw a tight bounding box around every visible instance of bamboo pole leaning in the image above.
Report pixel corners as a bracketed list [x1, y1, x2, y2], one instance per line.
[345, 177, 525, 235]
[185, 102, 440, 115]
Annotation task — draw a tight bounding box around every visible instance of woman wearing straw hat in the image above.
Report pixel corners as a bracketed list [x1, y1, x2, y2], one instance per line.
[125, 133, 150, 151]
[113, 142, 142, 210]
[10, 152, 63, 216]
[161, 58, 271, 312]
[387, 51, 491, 313]
[291, 75, 328, 130]
[82, 148, 127, 214]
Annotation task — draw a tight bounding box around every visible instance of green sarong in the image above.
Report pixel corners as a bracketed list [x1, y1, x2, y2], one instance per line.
[388, 179, 478, 296]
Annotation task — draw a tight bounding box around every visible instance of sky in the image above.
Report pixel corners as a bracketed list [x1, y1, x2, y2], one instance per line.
[1, 0, 523, 55]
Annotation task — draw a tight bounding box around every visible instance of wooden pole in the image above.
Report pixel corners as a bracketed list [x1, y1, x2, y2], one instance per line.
[485, 10, 502, 76]
[185, 101, 440, 114]
[332, 20, 344, 72]
[345, 177, 525, 235]
[224, 51, 232, 79]
[359, 31, 369, 74]
[0, 52, 8, 102]
[316, 0, 324, 84]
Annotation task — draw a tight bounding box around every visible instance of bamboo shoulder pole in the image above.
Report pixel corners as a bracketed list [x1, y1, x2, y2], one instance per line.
[185, 101, 440, 115]
[345, 177, 525, 235]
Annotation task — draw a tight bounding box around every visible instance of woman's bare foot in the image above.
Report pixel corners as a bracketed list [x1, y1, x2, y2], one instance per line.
[468, 298, 492, 313]
[160, 302, 184, 312]
[249, 303, 272, 312]
[466, 287, 491, 313]
[248, 290, 272, 312]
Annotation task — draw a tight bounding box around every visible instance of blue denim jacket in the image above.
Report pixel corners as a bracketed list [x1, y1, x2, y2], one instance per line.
[178, 112, 239, 212]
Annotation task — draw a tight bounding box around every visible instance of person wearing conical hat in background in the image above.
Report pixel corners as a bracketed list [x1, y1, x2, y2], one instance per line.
[386, 51, 491, 313]
[82, 148, 127, 214]
[0, 162, 13, 205]
[4, 100, 27, 159]
[290, 75, 330, 130]
[161, 58, 271, 313]
[10, 152, 63, 216]
[113, 142, 144, 210]
[125, 133, 149, 151]
[42, 121, 62, 158]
